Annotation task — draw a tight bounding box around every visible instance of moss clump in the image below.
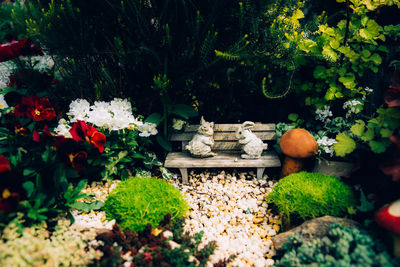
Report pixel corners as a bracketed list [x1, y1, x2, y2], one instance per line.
[104, 177, 189, 232]
[266, 172, 356, 222]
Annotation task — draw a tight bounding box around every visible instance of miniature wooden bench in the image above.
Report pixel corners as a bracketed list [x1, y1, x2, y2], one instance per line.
[164, 123, 281, 184]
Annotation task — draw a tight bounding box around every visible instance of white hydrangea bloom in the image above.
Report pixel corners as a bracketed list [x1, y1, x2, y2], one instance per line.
[315, 105, 333, 122]
[87, 101, 113, 128]
[54, 119, 72, 138]
[67, 99, 91, 122]
[138, 122, 158, 137]
[172, 118, 186, 130]
[364, 87, 373, 94]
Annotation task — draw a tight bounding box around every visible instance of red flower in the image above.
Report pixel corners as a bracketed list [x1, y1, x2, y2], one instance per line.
[32, 125, 53, 142]
[14, 96, 56, 121]
[143, 251, 153, 262]
[0, 155, 10, 173]
[55, 137, 88, 172]
[70, 121, 106, 153]
[0, 188, 21, 214]
[0, 38, 43, 63]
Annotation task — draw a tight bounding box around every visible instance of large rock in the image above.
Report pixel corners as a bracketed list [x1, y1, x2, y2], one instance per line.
[272, 216, 359, 250]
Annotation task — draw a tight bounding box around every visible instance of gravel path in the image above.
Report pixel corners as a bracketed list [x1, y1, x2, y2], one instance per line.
[174, 170, 280, 267]
[72, 170, 280, 267]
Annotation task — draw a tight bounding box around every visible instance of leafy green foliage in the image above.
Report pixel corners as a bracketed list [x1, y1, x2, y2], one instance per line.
[104, 177, 189, 232]
[265, 172, 356, 223]
[333, 132, 357, 157]
[275, 223, 399, 267]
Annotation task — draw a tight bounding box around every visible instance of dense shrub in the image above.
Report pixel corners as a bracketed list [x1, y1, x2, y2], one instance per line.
[104, 177, 189, 232]
[92, 214, 217, 267]
[266, 172, 356, 223]
[275, 223, 400, 267]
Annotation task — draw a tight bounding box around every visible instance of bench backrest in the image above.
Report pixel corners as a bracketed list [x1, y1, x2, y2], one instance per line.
[170, 123, 276, 152]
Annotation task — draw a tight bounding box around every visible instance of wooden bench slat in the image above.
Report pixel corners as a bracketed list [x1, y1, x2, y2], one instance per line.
[184, 123, 275, 132]
[170, 131, 275, 141]
[165, 151, 281, 168]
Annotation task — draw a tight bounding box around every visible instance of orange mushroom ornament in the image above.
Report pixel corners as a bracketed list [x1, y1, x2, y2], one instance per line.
[280, 128, 318, 177]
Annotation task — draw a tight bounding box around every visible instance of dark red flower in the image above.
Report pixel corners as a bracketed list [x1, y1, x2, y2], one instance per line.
[55, 137, 88, 172]
[33, 125, 53, 142]
[70, 121, 106, 153]
[7, 70, 58, 89]
[0, 188, 21, 214]
[14, 96, 56, 121]
[0, 38, 43, 63]
[0, 155, 10, 173]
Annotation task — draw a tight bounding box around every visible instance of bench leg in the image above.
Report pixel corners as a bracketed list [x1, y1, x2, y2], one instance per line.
[179, 168, 188, 184]
[257, 168, 266, 179]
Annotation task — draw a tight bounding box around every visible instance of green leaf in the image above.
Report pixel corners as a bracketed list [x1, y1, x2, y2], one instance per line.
[361, 128, 375, 141]
[145, 113, 163, 125]
[69, 201, 104, 213]
[169, 104, 198, 119]
[333, 132, 356, 157]
[322, 46, 338, 62]
[288, 113, 299, 122]
[339, 75, 356, 89]
[350, 122, 365, 136]
[23, 169, 36, 177]
[380, 128, 393, 138]
[22, 181, 35, 197]
[369, 140, 391, 154]
[313, 66, 327, 79]
[369, 54, 382, 65]
[357, 189, 374, 212]
[156, 135, 172, 152]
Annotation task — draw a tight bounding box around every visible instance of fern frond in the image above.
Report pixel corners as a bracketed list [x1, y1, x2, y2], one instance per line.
[214, 50, 240, 60]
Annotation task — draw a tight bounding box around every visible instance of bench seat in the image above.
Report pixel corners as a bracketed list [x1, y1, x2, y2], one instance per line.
[165, 151, 281, 183]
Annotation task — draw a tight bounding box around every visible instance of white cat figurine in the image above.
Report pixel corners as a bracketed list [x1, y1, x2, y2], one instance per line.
[185, 117, 217, 158]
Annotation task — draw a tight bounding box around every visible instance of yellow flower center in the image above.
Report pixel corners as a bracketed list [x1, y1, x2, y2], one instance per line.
[34, 109, 41, 116]
[2, 189, 11, 199]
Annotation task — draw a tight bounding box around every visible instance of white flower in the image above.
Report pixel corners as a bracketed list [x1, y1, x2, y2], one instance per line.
[138, 122, 158, 137]
[0, 94, 8, 109]
[365, 87, 373, 94]
[172, 118, 186, 130]
[54, 119, 72, 138]
[67, 99, 91, 122]
[343, 99, 363, 116]
[317, 136, 337, 156]
[315, 105, 333, 122]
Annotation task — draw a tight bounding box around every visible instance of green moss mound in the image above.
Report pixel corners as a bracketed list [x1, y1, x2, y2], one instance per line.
[266, 172, 356, 222]
[104, 177, 189, 232]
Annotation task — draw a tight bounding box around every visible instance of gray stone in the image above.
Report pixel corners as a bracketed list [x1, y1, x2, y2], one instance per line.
[272, 216, 359, 250]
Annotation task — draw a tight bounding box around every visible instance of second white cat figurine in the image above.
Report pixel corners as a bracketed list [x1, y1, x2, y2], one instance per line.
[185, 117, 217, 158]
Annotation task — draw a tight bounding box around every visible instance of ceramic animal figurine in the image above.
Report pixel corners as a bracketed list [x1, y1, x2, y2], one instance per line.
[185, 117, 217, 158]
[236, 121, 268, 159]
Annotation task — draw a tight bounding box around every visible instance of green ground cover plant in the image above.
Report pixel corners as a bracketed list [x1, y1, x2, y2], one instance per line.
[275, 223, 400, 267]
[104, 177, 189, 232]
[266, 172, 356, 224]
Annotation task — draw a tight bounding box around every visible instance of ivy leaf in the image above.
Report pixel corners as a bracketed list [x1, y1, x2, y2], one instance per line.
[369, 140, 391, 154]
[22, 181, 35, 198]
[293, 9, 304, 19]
[329, 39, 340, 50]
[350, 122, 365, 137]
[333, 132, 356, 157]
[357, 189, 374, 212]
